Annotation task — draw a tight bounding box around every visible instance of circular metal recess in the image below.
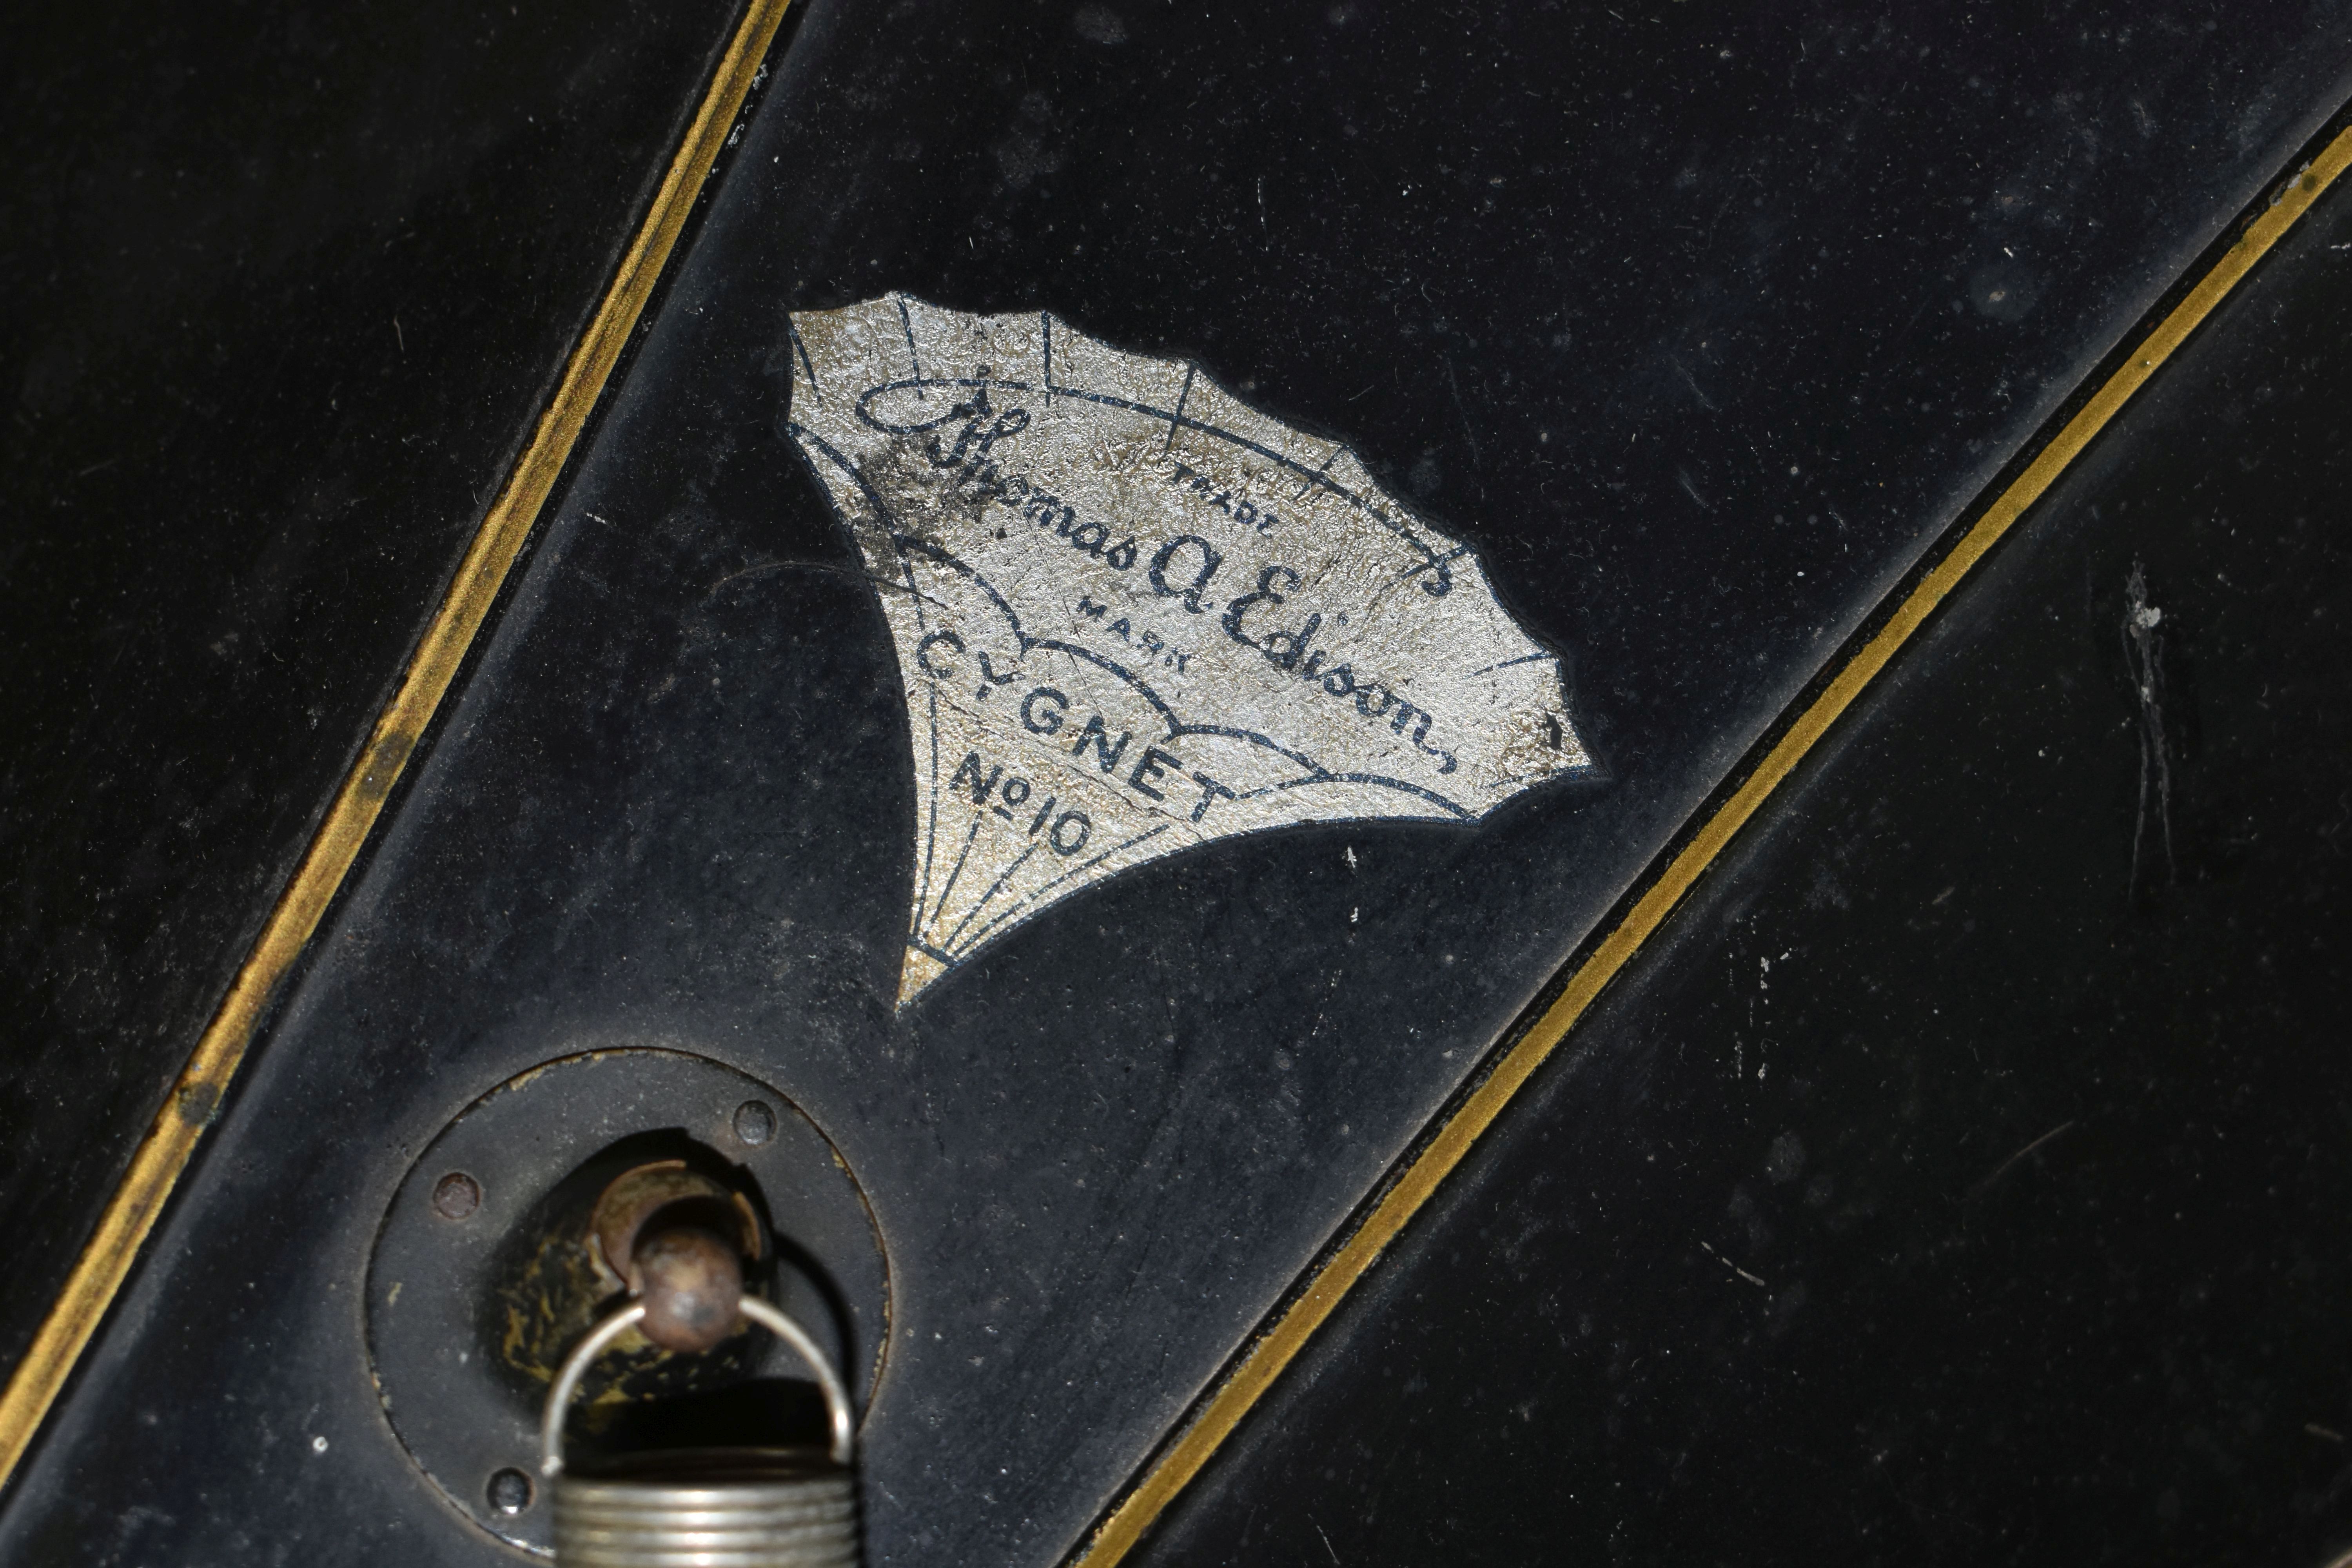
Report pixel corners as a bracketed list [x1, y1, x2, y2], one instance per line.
[366, 1049, 887, 1554]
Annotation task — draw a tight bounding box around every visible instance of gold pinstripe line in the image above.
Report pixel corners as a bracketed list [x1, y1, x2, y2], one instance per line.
[0, 0, 799, 1492]
[1076, 120, 2352, 1568]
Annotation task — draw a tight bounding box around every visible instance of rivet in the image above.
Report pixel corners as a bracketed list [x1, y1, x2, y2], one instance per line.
[487, 1466, 533, 1515]
[732, 1100, 777, 1147]
[431, 1171, 482, 1221]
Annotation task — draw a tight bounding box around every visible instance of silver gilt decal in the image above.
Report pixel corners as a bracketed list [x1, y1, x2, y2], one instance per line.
[784, 296, 1591, 1006]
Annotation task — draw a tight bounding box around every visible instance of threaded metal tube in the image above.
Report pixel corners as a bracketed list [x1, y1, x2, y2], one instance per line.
[553, 1452, 857, 1568]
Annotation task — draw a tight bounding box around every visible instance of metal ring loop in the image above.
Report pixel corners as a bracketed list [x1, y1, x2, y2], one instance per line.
[539, 1298, 855, 1476]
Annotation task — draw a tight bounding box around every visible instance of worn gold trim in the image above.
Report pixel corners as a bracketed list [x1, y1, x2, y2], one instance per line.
[1077, 122, 2352, 1566]
[0, 0, 798, 1492]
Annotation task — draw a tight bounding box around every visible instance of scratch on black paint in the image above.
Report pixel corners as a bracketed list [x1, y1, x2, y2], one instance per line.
[2123, 559, 2175, 898]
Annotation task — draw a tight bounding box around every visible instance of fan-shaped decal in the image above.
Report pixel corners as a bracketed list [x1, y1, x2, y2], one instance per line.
[786, 296, 1590, 1005]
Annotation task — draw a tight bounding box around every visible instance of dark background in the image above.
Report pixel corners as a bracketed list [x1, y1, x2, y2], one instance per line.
[1138, 138, 2352, 1568]
[0, 0, 742, 1372]
[3, 2, 2350, 1566]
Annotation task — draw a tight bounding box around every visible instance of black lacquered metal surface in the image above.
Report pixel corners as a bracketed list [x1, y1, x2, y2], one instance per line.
[1135, 142, 2352, 1568]
[5, 2, 2351, 1564]
[0, 0, 742, 1374]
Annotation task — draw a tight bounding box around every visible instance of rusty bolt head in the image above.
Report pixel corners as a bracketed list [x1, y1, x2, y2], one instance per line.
[633, 1226, 745, 1353]
[431, 1172, 482, 1221]
[589, 1160, 763, 1289]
